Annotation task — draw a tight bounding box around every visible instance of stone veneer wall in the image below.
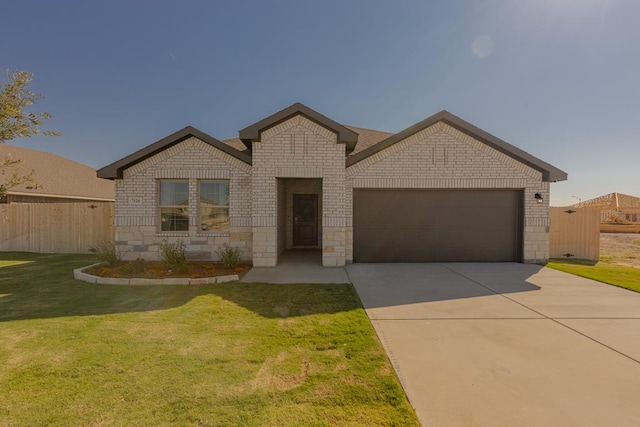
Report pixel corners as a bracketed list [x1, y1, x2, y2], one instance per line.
[346, 122, 550, 264]
[251, 115, 347, 267]
[114, 136, 252, 261]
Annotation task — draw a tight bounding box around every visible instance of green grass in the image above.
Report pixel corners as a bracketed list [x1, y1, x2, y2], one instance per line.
[0, 252, 418, 426]
[546, 258, 640, 293]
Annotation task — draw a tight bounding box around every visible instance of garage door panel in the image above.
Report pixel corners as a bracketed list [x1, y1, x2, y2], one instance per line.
[353, 189, 523, 263]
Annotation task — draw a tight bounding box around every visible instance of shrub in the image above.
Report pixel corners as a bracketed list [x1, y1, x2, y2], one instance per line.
[215, 244, 242, 269]
[159, 240, 187, 273]
[92, 241, 120, 267]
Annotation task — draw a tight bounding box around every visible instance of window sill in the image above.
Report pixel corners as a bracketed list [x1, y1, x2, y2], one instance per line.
[196, 232, 230, 237]
[156, 232, 189, 237]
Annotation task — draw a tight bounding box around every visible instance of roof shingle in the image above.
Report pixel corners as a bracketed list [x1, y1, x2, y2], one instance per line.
[0, 144, 114, 201]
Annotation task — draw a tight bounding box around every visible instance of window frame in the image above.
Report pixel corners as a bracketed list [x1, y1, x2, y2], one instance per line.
[158, 179, 190, 233]
[198, 180, 230, 233]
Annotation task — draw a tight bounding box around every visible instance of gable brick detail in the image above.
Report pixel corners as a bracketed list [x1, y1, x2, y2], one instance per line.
[259, 114, 338, 143]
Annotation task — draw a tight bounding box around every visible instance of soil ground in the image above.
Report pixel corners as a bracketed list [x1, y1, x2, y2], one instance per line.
[600, 233, 640, 269]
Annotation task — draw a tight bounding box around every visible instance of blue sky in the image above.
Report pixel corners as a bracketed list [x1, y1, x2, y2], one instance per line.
[2, 0, 638, 206]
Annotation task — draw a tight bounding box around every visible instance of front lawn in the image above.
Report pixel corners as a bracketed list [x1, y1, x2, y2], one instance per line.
[0, 253, 418, 426]
[546, 258, 640, 293]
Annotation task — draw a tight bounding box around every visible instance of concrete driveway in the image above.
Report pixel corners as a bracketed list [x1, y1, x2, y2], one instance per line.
[347, 263, 640, 427]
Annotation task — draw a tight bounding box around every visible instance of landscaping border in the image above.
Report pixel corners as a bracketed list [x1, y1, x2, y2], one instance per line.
[73, 263, 239, 285]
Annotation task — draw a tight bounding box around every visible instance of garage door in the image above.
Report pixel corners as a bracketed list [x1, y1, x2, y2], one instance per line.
[353, 189, 523, 262]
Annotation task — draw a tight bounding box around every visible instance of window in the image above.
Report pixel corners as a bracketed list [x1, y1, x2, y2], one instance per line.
[159, 180, 189, 231]
[199, 180, 229, 232]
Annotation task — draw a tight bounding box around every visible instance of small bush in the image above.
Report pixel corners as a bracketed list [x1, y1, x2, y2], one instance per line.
[159, 240, 187, 273]
[216, 244, 242, 269]
[92, 241, 120, 267]
[121, 257, 146, 274]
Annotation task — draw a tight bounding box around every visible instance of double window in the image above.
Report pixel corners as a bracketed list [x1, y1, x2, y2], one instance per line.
[158, 180, 229, 233]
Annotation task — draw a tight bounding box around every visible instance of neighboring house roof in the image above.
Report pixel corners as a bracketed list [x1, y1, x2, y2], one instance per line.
[346, 110, 567, 182]
[98, 102, 567, 183]
[572, 192, 640, 213]
[0, 143, 114, 201]
[238, 102, 360, 154]
[97, 126, 252, 179]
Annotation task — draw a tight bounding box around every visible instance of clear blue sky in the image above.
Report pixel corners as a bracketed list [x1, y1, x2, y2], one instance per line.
[2, 0, 638, 206]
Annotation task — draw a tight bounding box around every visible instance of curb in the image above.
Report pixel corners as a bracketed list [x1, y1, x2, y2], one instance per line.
[73, 264, 239, 285]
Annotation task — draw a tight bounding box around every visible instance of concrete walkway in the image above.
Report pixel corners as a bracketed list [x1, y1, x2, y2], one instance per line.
[241, 250, 350, 284]
[347, 263, 640, 427]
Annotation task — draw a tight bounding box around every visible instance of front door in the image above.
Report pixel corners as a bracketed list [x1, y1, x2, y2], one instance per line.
[293, 194, 318, 246]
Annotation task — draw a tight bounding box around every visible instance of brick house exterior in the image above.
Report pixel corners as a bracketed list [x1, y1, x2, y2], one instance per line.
[97, 103, 566, 266]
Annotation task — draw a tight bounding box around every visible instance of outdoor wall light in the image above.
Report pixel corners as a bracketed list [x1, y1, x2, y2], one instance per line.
[534, 193, 543, 204]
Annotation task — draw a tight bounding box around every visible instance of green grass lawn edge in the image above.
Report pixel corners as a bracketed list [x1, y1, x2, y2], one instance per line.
[546, 258, 640, 293]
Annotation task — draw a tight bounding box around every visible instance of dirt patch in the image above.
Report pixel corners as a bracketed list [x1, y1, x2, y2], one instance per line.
[600, 233, 640, 269]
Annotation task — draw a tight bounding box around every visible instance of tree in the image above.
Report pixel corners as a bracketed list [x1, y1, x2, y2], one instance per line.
[0, 70, 58, 198]
[1, 70, 59, 141]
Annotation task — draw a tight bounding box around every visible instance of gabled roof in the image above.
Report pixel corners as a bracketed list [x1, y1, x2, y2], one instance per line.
[97, 104, 566, 184]
[238, 103, 359, 154]
[0, 144, 114, 201]
[221, 124, 391, 156]
[97, 126, 252, 180]
[344, 125, 393, 156]
[346, 110, 568, 182]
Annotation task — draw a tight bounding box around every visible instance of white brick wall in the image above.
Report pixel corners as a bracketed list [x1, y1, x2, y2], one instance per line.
[114, 137, 252, 261]
[251, 115, 347, 266]
[114, 118, 553, 266]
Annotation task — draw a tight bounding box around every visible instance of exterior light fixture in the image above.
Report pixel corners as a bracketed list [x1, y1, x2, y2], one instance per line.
[534, 193, 543, 204]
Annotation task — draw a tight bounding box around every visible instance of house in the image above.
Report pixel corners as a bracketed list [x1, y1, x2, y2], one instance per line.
[0, 144, 114, 203]
[572, 192, 640, 222]
[97, 103, 567, 266]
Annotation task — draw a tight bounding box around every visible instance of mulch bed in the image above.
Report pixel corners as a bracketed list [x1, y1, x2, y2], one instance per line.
[85, 261, 252, 279]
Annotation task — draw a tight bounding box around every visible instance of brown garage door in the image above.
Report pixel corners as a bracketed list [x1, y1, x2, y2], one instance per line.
[353, 189, 523, 262]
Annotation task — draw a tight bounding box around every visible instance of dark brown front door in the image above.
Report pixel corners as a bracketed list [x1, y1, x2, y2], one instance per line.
[293, 194, 318, 246]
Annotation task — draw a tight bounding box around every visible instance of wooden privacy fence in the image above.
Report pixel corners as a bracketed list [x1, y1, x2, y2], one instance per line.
[549, 207, 600, 261]
[0, 202, 114, 254]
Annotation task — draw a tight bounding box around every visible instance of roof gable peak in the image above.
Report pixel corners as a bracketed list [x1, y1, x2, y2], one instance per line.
[346, 110, 567, 183]
[97, 126, 251, 179]
[238, 102, 359, 154]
